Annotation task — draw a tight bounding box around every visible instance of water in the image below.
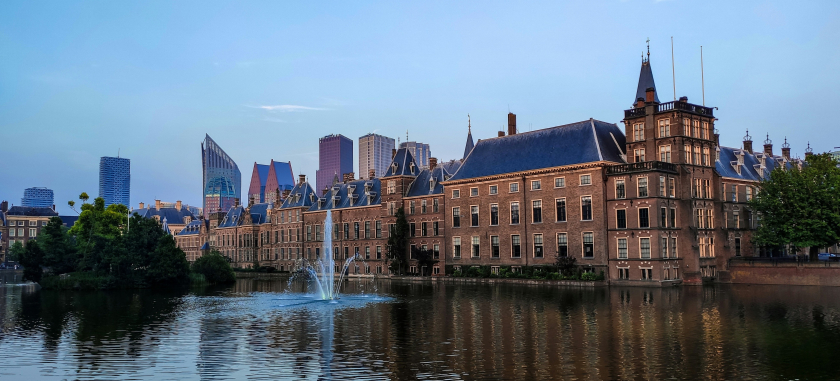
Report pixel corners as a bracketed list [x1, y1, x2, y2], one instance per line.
[1, 276, 840, 380]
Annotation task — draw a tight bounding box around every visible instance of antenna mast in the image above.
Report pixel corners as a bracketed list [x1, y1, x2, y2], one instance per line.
[671, 36, 676, 101]
[701, 46, 706, 106]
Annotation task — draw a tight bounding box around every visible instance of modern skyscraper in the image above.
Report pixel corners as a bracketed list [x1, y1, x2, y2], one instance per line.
[358, 133, 395, 180]
[21, 187, 54, 208]
[316, 134, 353, 194]
[248, 160, 294, 205]
[399, 141, 431, 168]
[202, 134, 241, 219]
[99, 156, 130, 207]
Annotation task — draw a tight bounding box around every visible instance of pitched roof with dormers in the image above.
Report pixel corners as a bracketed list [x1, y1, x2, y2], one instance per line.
[177, 219, 206, 236]
[447, 119, 626, 182]
[249, 203, 270, 224]
[383, 148, 419, 178]
[135, 206, 196, 225]
[406, 166, 451, 197]
[309, 179, 382, 211]
[7, 206, 58, 217]
[218, 205, 246, 228]
[715, 146, 799, 181]
[280, 182, 318, 209]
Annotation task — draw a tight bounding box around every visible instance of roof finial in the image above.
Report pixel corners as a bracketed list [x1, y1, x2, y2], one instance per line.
[406, 130, 409, 142]
[764, 133, 772, 145]
[744, 129, 752, 141]
[644, 37, 650, 63]
[806, 142, 813, 154]
[782, 137, 790, 149]
[468, 114, 471, 133]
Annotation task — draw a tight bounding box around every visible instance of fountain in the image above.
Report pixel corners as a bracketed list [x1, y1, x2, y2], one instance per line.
[299, 210, 365, 300]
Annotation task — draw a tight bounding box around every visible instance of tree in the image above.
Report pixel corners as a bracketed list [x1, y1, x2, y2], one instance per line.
[8, 241, 25, 262]
[40, 216, 77, 275]
[386, 207, 410, 275]
[192, 250, 236, 284]
[555, 255, 577, 276]
[68, 196, 129, 272]
[19, 241, 44, 282]
[146, 234, 190, 285]
[121, 214, 166, 279]
[410, 246, 439, 276]
[751, 153, 840, 260]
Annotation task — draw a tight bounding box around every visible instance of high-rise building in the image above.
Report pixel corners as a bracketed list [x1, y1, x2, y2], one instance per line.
[21, 187, 54, 208]
[316, 134, 353, 194]
[99, 156, 130, 207]
[358, 133, 395, 180]
[202, 134, 241, 219]
[248, 160, 295, 205]
[399, 141, 431, 169]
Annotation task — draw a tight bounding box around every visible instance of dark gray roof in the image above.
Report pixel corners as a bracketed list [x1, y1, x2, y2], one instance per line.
[406, 166, 449, 197]
[177, 219, 205, 236]
[715, 146, 796, 181]
[383, 148, 419, 178]
[309, 179, 381, 211]
[7, 206, 58, 217]
[218, 205, 246, 228]
[635, 61, 660, 104]
[280, 182, 318, 208]
[448, 119, 626, 181]
[463, 129, 475, 159]
[135, 207, 196, 224]
[249, 203, 270, 224]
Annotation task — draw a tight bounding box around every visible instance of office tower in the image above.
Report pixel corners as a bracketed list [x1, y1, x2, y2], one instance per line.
[399, 141, 431, 168]
[316, 134, 353, 194]
[248, 160, 295, 204]
[358, 133, 395, 180]
[202, 134, 241, 219]
[99, 156, 131, 207]
[21, 187, 54, 208]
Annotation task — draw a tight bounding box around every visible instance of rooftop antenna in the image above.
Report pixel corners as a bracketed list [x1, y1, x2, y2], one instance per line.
[646, 37, 650, 62]
[671, 36, 676, 101]
[467, 114, 471, 133]
[406, 130, 409, 142]
[701, 46, 706, 106]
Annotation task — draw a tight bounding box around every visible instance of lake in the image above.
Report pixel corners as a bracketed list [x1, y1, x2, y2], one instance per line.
[1, 272, 839, 380]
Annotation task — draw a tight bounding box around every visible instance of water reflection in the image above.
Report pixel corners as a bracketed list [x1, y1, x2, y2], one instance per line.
[1, 277, 839, 380]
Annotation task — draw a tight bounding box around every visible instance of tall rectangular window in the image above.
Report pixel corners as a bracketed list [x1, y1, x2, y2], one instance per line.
[693, 146, 700, 166]
[491, 236, 500, 258]
[583, 232, 594, 258]
[365, 246, 370, 260]
[490, 204, 499, 225]
[532, 200, 542, 223]
[683, 118, 690, 136]
[557, 233, 568, 257]
[376, 246, 382, 259]
[410, 201, 415, 215]
[661, 207, 667, 227]
[510, 202, 520, 224]
[512, 235, 521, 258]
[633, 123, 644, 141]
[343, 223, 349, 240]
[421, 222, 428, 236]
[668, 178, 675, 197]
[433, 221, 439, 236]
[433, 198, 439, 213]
[693, 120, 700, 138]
[364, 221, 370, 239]
[533, 234, 544, 258]
[659, 176, 666, 196]
[433, 244, 439, 259]
[685, 144, 692, 163]
[421, 199, 427, 213]
[639, 208, 650, 228]
[671, 238, 678, 258]
[616, 179, 626, 199]
[555, 198, 567, 222]
[661, 237, 668, 258]
[471, 236, 480, 258]
[353, 222, 360, 239]
[618, 238, 628, 259]
[581, 197, 592, 221]
[410, 223, 416, 237]
[453, 237, 461, 258]
[307, 226, 312, 241]
[375, 221, 382, 238]
[670, 208, 677, 227]
[616, 209, 627, 229]
[471, 206, 479, 226]
[452, 207, 460, 228]
[735, 238, 741, 257]
[659, 145, 672, 162]
[638, 177, 648, 197]
[640, 238, 651, 259]
[703, 147, 710, 166]
[659, 118, 671, 137]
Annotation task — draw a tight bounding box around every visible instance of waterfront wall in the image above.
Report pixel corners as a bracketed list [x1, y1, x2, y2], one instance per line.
[728, 262, 840, 286]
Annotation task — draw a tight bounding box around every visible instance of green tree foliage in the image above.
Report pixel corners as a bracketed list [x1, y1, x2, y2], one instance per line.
[19, 241, 44, 282]
[146, 235, 191, 285]
[69, 197, 129, 272]
[410, 246, 438, 276]
[40, 216, 77, 274]
[751, 153, 840, 259]
[191, 251, 236, 284]
[386, 207, 410, 275]
[8, 241, 25, 262]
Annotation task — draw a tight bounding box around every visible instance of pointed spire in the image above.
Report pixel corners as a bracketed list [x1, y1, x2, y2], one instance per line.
[463, 114, 475, 160]
[634, 40, 659, 104]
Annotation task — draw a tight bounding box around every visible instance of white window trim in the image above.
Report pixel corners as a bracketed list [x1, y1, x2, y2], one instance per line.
[554, 177, 566, 188]
[579, 174, 592, 186]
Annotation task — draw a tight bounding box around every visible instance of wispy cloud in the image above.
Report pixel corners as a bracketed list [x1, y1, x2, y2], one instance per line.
[263, 117, 289, 123]
[248, 105, 328, 112]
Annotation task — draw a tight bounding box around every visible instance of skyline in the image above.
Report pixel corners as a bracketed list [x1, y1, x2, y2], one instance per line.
[2, 1, 839, 215]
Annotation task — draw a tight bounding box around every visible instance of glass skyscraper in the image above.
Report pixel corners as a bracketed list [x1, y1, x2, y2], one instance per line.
[21, 187, 54, 208]
[358, 133, 395, 180]
[202, 134, 241, 219]
[99, 156, 131, 207]
[316, 134, 353, 194]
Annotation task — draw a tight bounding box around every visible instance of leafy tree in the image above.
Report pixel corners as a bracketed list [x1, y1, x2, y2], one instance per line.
[192, 250, 236, 284]
[68, 197, 129, 272]
[386, 207, 410, 275]
[121, 214, 166, 279]
[19, 241, 44, 282]
[410, 246, 438, 276]
[751, 153, 840, 260]
[146, 234, 190, 285]
[8, 241, 25, 262]
[40, 217, 77, 275]
[555, 255, 577, 276]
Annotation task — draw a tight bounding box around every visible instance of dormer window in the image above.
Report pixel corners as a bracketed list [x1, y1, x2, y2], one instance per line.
[309, 194, 315, 203]
[737, 152, 744, 166]
[715, 147, 721, 162]
[391, 162, 398, 174]
[429, 178, 436, 191]
[409, 162, 416, 174]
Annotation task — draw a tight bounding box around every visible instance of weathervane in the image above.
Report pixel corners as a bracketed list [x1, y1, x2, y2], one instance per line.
[468, 114, 471, 133]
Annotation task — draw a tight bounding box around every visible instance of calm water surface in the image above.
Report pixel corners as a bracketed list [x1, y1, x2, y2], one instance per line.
[1, 271, 839, 380]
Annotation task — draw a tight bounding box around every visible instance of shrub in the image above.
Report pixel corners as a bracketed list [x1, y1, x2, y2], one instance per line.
[192, 251, 236, 284]
[581, 272, 598, 281]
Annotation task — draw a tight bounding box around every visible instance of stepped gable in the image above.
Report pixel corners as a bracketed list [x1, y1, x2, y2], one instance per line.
[448, 119, 626, 181]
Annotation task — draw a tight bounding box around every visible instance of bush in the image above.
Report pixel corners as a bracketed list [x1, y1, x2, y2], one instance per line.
[192, 251, 236, 284]
[581, 272, 598, 281]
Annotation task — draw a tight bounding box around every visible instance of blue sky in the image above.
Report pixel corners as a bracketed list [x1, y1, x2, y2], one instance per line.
[2, 1, 838, 215]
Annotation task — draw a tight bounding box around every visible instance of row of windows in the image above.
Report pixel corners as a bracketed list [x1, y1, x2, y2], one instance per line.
[451, 232, 594, 259]
[723, 183, 755, 202]
[632, 118, 711, 141]
[617, 237, 678, 259]
[615, 207, 678, 229]
[5, 220, 47, 227]
[408, 199, 439, 214]
[615, 176, 676, 199]
[452, 197, 593, 227]
[6, 228, 38, 237]
[409, 221, 441, 237]
[631, 144, 712, 166]
[617, 267, 680, 280]
[451, 175, 591, 199]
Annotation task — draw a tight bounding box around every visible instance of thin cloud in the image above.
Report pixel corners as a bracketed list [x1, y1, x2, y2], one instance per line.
[263, 117, 289, 123]
[249, 105, 328, 112]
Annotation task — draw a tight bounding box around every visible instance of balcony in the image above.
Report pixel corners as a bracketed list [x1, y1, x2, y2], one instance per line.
[606, 161, 678, 175]
[624, 107, 645, 118]
[624, 101, 714, 119]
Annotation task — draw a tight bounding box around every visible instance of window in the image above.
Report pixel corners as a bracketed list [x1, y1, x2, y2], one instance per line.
[388, 202, 396, 216]
[471, 236, 480, 257]
[555, 177, 565, 188]
[670, 208, 677, 227]
[582, 232, 594, 258]
[660, 207, 667, 227]
[735, 238, 742, 256]
[453, 237, 461, 258]
[668, 178, 675, 197]
[376, 220, 382, 238]
[533, 234, 544, 258]
[640, 237, 651, 259]
[555, 198, 567, 222]
[658, 118, 671, 137]
[410, 223, 416, 237]
[452, 189, 460, 199]
[470, 187, 478, 197]
[307, 226, 312, 241]
[9, 229, 14, 237]
[29, 220, 36, 227]
[433, 198, 439, 213]
[703, 179, 711, 199]
[489, 185, 498, 195]
[532, 200, 542, 223]
[618, 238, 628, 259]
[633, 123, 644, 141]
[693, 120, 700, 138]
[364, 221, 370, 239]
[510, 202, 520, 224]
[685, 144, 692, 163]
[731, 185, 738, 202]
[376, 246, 382, 259]
[421, 222, 428, 236]
[746, 186, 753, 201]
[510, 183, 519, 192]
[693, 146, 700, 166]
[387, 180, 396, 194]
[557, 233, 568, 257]
[634, 148, 646, 163]
[619, 268, 629, 279]
[703, 121, 710, 139]
[410, 201, 416, 215]
[343, 223, 350, 240]
[28, 228, 36, 237]
[354, 222, 360, 239]
[639, 208, 650, 228]
[580, 174, 592, 186]
[470, 206, 479, 227]
[703, 147, 710, 166]
[365, 246, 370, 260]
[638, 177, 648, 197]
[659, 176, 666, 196]
[616, 209, 627, 229]
[432, 221, 439, 236]
[490, 204, 499, 225]
[661, 237, 668, 258]
[452, 207, 460, 228]
[642, 268, 653, 280]
[421, 200, 427, 213]
[531, 180, 541, 190]
[433, 244, 439, 259]
[512, 235, 521, 258]
[671, 237, 678, 258]
[616, 179, 626, 199]
[491, 236, 500, 258]
[581, 196, 592, 221]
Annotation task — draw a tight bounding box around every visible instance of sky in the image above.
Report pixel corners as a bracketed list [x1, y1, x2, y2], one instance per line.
[2, 1, 839, 215]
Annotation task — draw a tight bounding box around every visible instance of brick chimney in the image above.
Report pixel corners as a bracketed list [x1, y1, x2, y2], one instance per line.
[763, 134, 773, 156]
[299, 174, 306, 185]
[392, 148, 397, 159]
[343, 172, 355, 183]
[498, 131, 505, 137]
[645, 87, 655, 103]
[429, 157, 438, 171]
[176, 200, 182, 211]
[368, 169, 376, 180]
[155, 200, 161, 210]
[781, 137, 791, 160]
[507, 112, 517, 135]
[1, 200, 8, 213]
[679, 96, 688, 102]
[139, 202, 145, 209]
[743, 130, 753, 154]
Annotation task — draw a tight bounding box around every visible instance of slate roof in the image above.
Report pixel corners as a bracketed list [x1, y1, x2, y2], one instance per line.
[635, 60, 660, 104]
[715, 146, 797, 181]
[134, 207, 196, 225]
[406, 166, 450, 197]
[463, 129, 475, 159]
[309, 179, 381, 211]
[59, 215, 79, 227]
[177, 219, 205, 236]
[280, 182, 318, 209]
[0, 211, 6, 226]
[383, 148, 419, 178]
[448, 119, 626, 181]
[218, 205, 246, 228]
[249, 203, 270, 224]
[6, 206, 58, 217]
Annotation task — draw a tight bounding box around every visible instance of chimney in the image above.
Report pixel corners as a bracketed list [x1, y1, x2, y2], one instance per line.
[507, 112, 517, 135]
[763, 134, 773, 156]
[743, 130, 753, 154]
[368, 169, 376, 180]
[392, 148, 397, 159]
[155, 200, 161, 210]
[234, 198, 240, 207]
[679, 96, 688, 102]
[139, 202, 145, 209]
[1, 200, 7, 213]
[498, 131, 505, 137]
[299, 174, 306, 185]
[429, 157, 438, 171]
[645, 87, 655, 103]
[343, 172, 355, 183]
[176, 200, 182, 211]
[781, 137, 791, 160]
